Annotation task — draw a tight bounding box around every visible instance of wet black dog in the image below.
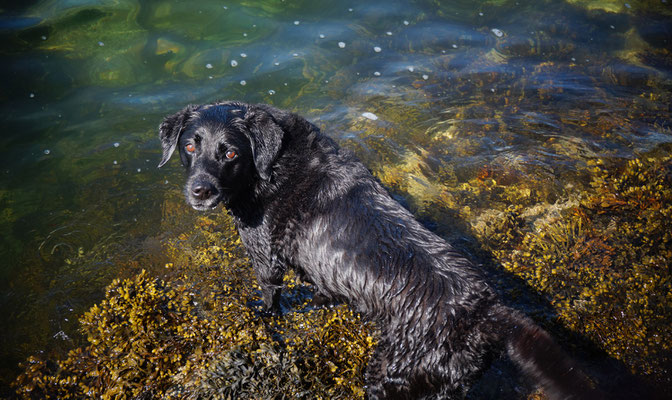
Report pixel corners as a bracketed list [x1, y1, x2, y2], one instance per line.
[158, 101, 599, 399]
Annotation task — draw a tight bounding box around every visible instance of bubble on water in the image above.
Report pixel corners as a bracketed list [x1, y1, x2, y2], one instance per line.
[362, 112, 378, 121]
[206, 63, 213, 69]
[41, 35, 47, 40]
[114, 142, 120, 147]
[240, 53, 247, 58]
[98, 41, 104, 46]
[113, 160, 118, 165]
[230, 60, 238, 67]
[348, 8, 353, 12]
[422, 74, 429, 80]
[222, 6, 228, 9]
[319, 34, 325, 39]
[294, 20, 300, 25]
[374, 71, 381, 76]
[137, 168, 142, 173]
[610, 25, 615, 29]
[240, 80, 247, 86]
[274, 61, 280, 66]
[29, 93, 35, 98]
[386, 31, 393, 36]
[624, 2, 631, 8]
[293, 53, 299, 57]
[268, 90, 276, 95]
[403, 20, 409, 25]
[43, 149, 50, 155]
[479, 12, 484, 16]
[338, 41, 346, 48]
[491, 28, 504, 38]
[284, 82, 288, 86]
[571, 57, 576, 62]
[209, 76, 213, 79]
[373, 46, 382, 52]
[452, 44, 458, 48]
[490, 88, 496, 93]
[407, 66, 415, 72]
[243, 33, 248, 37]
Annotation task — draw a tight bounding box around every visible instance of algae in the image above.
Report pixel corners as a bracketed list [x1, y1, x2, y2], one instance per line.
[13, 212, 376, 399]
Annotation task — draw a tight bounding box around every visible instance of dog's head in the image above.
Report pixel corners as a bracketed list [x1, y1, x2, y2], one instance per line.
[158, 101, 288, 210]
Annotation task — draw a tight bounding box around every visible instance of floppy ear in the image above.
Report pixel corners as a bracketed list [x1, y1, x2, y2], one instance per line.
[243, 105, 288, 181]
[157, 105, 197, 168]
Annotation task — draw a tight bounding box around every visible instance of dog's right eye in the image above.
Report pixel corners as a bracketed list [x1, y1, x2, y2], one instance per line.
[185, 143, 196, 153]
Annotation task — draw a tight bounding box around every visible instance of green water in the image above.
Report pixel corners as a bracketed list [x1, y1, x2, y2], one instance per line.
[1, 0, 671, 393]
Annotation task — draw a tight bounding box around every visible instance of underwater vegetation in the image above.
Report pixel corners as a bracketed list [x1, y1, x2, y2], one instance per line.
[12, 212, 376, 400]
[490, 156, 672, 378]
[372, 147, 672, 387]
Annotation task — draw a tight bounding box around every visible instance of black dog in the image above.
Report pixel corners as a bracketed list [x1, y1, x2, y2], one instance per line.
[158, 101, 599, 399]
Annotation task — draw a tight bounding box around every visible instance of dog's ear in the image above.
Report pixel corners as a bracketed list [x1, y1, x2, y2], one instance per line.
[243, 104, 290, 181]
[157, 105, 197, 168]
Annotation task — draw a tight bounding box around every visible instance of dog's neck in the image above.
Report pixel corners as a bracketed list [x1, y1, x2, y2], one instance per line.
[224, 185, 266, 227]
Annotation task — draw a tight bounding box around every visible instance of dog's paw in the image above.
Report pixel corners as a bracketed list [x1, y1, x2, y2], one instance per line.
[261, 303, 283, 318]
[309, 292, 338, 309]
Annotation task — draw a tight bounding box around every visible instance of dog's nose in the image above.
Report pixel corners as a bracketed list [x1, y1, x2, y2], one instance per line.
[191, 182, 216, 200]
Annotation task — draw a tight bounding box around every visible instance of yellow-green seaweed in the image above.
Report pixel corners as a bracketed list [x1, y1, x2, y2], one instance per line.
[13, 212, 376, 399]
[473, 156, 672, 379]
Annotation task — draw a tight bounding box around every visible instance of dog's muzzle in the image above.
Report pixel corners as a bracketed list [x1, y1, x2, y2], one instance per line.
[191, 181, 216, 200]
[187, 178, 221, 210]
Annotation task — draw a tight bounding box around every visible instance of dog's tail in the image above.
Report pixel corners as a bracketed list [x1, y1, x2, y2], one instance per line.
[498, 306, 602, 400]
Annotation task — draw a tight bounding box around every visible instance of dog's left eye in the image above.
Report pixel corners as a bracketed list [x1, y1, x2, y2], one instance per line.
[185, 143, 196, 153]
[225, 150, 237, 159]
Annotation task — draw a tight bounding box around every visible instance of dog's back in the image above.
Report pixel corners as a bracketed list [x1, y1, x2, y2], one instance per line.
[267, 127, 598, 399]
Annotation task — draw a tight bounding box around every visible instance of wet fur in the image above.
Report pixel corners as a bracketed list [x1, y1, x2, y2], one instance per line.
[159, 101, 600, 399]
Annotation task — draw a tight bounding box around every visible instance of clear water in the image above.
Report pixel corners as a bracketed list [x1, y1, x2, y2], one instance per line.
[1, 0, 671, 390]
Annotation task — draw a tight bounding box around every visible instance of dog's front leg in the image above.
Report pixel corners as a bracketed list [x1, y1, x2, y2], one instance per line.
[238, 225, 286, 315]
[251, 253, 285, 315]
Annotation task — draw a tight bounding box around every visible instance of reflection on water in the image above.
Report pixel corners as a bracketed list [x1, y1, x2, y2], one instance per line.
[1, 0, 671, 394]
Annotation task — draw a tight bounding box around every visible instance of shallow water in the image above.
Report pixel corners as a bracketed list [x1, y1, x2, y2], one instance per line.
[1, 0, 671, 392]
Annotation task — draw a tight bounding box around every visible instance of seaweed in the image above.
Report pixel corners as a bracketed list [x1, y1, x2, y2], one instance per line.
[13, 213, 376, 399]
[475, 156, 672, 380]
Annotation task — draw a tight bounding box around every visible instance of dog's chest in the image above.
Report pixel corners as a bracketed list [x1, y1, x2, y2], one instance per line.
[234, 214, 301, 267]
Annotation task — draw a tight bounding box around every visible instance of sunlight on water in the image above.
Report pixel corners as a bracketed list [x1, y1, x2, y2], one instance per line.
[1, 0, 671, 394]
